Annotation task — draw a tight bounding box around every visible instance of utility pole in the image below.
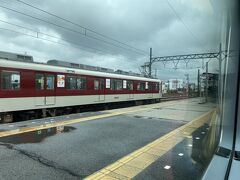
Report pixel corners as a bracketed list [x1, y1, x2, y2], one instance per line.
[185, 74, 189, 97]
[205, 62, 209, 102]
[149, 47, 152, 77]
[198, 69, 200, 97]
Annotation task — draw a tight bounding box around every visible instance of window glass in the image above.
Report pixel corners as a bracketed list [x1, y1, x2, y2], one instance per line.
[123, 80, 127, 89]
[77, 77, 87, 90]
[145, 82, 149, 90]
[111, 79, 123, 90]
[137, 82, 140, 90]
[155, 83, 159, 91]
[149, 83, 153, 91]
[137, 82, 145, 91]
[106, 79, 110, 88]
[1, 71, 20, 90]
[46, 75, 55, 90]
[140, 82, 145, 91]
[110, 79, 115, 90]
[100, 79, 104, 90]
[94, 80, 99, 90]
[35, 74, 44, 90]
[116, 80, 123, 90]
[66, 76, 77, 90]
[127, 81, 133, 90]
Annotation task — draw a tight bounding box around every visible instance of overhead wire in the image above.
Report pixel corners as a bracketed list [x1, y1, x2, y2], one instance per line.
[0, 24, 142, 62]
[165, 0, 202, 45]
[0, 26, 110, 55]
[0, 3, 147, 56]
[150, 0, 209, 71]
[16, 0, 148, 54]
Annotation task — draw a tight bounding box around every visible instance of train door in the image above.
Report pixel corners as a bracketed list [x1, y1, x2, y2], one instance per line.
[94, 79, 105, 102]
[128, 80, 134, 99]
[35, 73, 56, 106]
[45, 74, 56, 105]
[148, 82, 153, 98]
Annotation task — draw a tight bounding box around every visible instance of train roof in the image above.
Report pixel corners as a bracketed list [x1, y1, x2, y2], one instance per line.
[0, 58, 161, 82]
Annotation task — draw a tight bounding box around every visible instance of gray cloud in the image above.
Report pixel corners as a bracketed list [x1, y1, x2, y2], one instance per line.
[0, 0, 222, 82]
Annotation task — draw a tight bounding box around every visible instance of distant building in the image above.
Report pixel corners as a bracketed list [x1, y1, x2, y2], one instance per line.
[0, 51, 33, 63]
[168, 79, 184, 90]
[189, 83, 196, 91]
[161, 81, 168, 94]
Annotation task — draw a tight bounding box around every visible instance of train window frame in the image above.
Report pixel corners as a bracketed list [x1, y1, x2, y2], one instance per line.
[76, 76, 87, 90]
[155, 83, 159, 91]
[94, 79, 104, 90]
[66, 75, 87, 90]
[127, 80, 133, 90]
[66, 75, 77, 90]
[148, 82, 153, 91]
[116, 80, 123, 90]
[94, 79, 99, 90]
[99, 79, 104, 90]
[35, 73, 45, 90]
[46, 74, 55, 90]
[137, 81, 145, 91]
[106, 78, 110, 88]
[1, 70, 21, 91]
[111, 79, 123, 90]
[145, 82, 149, 90]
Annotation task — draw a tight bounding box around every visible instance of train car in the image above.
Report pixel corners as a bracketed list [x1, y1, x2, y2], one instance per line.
[0, 57, 162, 123]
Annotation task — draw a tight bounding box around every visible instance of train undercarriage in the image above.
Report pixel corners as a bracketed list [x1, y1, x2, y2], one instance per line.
[0, 98, 160, 123]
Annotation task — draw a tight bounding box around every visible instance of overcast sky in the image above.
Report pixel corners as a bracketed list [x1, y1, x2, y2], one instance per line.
[0, 0, 222, 82]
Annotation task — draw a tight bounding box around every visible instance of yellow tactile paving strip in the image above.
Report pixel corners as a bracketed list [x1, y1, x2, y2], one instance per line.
[0, 100, 183, 138]
[85, 109, 215, 180]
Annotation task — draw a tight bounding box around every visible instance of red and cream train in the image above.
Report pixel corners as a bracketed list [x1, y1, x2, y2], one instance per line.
[0, 57, 162, 123]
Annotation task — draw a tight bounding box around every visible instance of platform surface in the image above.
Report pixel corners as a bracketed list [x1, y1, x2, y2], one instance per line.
[0, 98, 216, 180]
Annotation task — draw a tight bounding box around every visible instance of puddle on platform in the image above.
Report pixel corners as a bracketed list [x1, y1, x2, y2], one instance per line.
[18, 125, 28, 128]
[0, 126, 76, 144]
[153, 108, 162, 110]
[134, 115, 142, 118]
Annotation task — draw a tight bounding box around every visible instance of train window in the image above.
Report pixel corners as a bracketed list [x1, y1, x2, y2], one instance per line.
[145, 82, 149, 90]
[155, 83, 159, 91]
[106, 79, 110, 88]
[66, 76, 77, 90]
[94, 80, 99, 90]
[127, 81, 133, 90]
[76, 77, 87, 90]
[1, 71, 20, 90]
[35, 74, 44, 90]
[100, 79, 104, 90]
[148, 83, 153, 91]
[46, 75, 55, 90]
[137, 82, 145, 91]
[111, 79, 123, 90]
[123, 80, 127, 89]
[116, 80, 123, 90]
[110, 79, 114, 90]
[94, 79, 104, 90]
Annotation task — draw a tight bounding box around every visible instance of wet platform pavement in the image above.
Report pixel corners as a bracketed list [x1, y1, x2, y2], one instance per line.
[0, 98, 216, 180]
[133, 124, 211, 180]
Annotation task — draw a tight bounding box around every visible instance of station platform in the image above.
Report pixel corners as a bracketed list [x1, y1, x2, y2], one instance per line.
[0, 98, 216, 180]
